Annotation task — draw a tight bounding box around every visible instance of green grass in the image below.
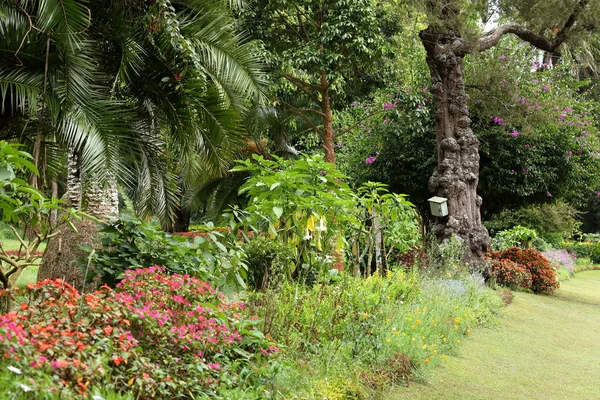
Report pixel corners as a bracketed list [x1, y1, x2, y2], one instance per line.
[391, 271, 600, 400]
[1, 239, 43, 286]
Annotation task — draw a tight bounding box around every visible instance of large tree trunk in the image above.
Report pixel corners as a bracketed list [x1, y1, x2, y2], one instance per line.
[420, 28, 489, 269]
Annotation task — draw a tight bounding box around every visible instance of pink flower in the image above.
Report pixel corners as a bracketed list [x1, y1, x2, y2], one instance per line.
[509, 130, 519, 137]
[365, 156, 377, 165]
[543, 85, 551, 91]
[546, 191, 552, 197]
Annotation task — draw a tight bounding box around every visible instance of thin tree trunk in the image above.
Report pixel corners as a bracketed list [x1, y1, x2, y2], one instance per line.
[420, 28, 489, 269]
[320, 71, 336, 164]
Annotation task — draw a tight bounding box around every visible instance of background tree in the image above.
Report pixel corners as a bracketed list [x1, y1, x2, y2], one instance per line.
[415, 0, 598, 267]
[239, 0, 392, 163]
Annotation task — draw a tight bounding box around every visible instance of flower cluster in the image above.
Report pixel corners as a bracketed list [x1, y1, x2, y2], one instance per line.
[487, 248, 559, 293]
[542, 249, 576, 273]
[0, 268, 279, 398]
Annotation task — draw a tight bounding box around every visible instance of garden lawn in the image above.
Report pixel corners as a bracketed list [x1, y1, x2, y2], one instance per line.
[391, 271, 600, 400]
[1, 239, 43, 286]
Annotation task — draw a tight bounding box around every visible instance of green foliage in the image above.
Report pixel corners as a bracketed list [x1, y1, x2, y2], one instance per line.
[0, 142, 85, 288]
[81, 215, 247, 294]
[467, 40, 600, 212]
[485, 201, 581, 247]
[241, 0, 390, 104]
[232, 154, 355, 281]
[248, 271, 503, 397]
[348, 182, 420, 275]
[490, 226, 551, 252]
[243, 236, 295, 291]
[337, 88, 435, 208]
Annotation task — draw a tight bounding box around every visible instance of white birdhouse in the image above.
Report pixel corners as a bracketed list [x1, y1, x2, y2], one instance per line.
[428, 196, 448, 217]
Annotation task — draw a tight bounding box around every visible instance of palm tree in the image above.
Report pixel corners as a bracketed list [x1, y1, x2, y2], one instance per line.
[0, 0, 265, 222]
[1, 0, 266, 286]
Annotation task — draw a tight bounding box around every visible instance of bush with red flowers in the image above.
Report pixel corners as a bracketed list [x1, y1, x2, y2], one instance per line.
[0, 268, 279, 398]
[487, 247, 559, 293]
[487, 258, 532, 290]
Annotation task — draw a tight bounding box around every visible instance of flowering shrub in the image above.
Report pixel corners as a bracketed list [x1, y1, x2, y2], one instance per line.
[487, 258, 532, 290]
[487, 248, 559, 293]
[542, 250, 576, 274]
[0, 268, 279, 398]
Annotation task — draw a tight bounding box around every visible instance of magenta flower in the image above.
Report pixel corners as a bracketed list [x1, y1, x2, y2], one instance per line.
[384, 102, 395, 110]
[365, 156, 377, 165]
[498, 55, 506, 60]
[509, 130, 519, 137]
[546, 191, 552, 197]
[542, 85, 551, 91]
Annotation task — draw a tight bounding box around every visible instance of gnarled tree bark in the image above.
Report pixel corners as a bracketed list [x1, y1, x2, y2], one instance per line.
[420, 28, 489, 268]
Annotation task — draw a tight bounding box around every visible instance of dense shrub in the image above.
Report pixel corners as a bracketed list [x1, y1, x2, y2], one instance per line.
[487, 248, 559, 293]
[243, 237, 295, 290]
[487, 258, 532, 290]
[490, 226, 550, 252]
[81, 215, 247, 293]
[0, 268, 279, 399]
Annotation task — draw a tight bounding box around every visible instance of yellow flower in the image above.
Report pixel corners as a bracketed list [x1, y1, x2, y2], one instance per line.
[386, 296, 391, 300]
[442, 355, 447, 359]
[454, 317, 461, 323]
[423, 307, 428, 312]
[421, 336, 426, 340]
[395, 331, 400, 336]
[411, 325, 415, 330]
[453, 325, 459, 330]
[406, 317, 412, 322]
[421, 345, 427, 350]
[385, 318, 391, 323]
[456, 339, 461, 344]
[467, 329, 472, 335]
[412, 337, 416, 342]
[425, 358, 429, 364]
[455, 306, 459, 310]
[433, 324, 438, 328]
[433, 349, 438, 354]
[386, 339, 391, 343]
[443, 337, 447, 342]
[363, 313, 369, 318]
[416, 319, 421, 324]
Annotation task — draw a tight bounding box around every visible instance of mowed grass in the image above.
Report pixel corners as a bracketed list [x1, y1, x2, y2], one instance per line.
[391, 271, 600, 400]
[1, 239, 43, 286]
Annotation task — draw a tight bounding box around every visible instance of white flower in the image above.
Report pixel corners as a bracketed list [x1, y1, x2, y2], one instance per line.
[7, 366, 22, 374]
[92, 395, 105, 400]
[19, 383, 32, 392]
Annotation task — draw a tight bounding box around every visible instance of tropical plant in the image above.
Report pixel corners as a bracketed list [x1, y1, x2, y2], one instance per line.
[0, 142, 85, 288]
[0, 0, 266, 228]
[232, 154, 356, 281]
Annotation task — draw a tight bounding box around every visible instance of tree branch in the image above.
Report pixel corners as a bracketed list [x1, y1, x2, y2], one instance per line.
[281, 73, 322, 105]
[281, 100, 324, 137]
[472, 0, 589, 55]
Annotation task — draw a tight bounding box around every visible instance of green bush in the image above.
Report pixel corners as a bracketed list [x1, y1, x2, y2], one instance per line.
[248, 271, 503, 397]
[243, 236, 295, 290]
[485, 202, 581, 247]
[81, 214, 247, 294]
[490, 226, 551, 251]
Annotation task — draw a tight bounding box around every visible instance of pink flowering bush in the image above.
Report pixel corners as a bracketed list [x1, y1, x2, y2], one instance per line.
[0, 268, 279, 398]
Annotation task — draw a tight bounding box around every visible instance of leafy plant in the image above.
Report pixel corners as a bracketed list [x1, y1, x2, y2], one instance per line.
[0, 142, 86, 289]
[490, 226, 550, 251]
[81, 214, 247, 294]
[348, 182, 419, 276]
[232, 154, 356, 281]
